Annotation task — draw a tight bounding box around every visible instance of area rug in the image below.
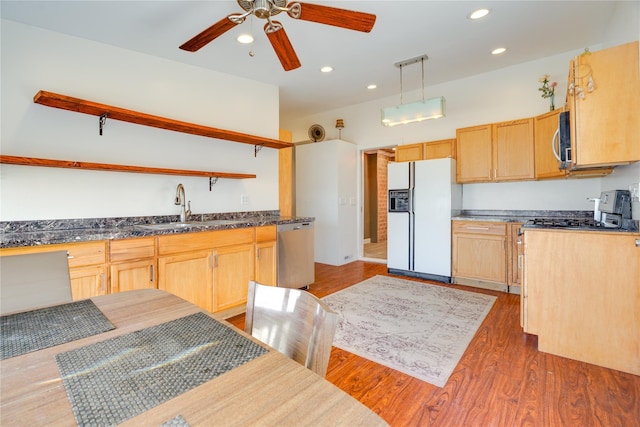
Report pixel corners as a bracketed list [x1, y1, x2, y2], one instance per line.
[322, 275, 496, 387]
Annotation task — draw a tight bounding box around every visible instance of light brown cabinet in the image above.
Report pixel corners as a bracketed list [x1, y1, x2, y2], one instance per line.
[567, 41, 640, 169]
[255, 226, 278, 286]
[456, 124, 493, 182]
[493, 119, 534, 181]
[456, 119, 534, 183]
[109, 237, 156, 293]
[158, 250, 214, 312]
[522, 229, 640, 376]
[507, 223, 523, 292]
[395, 139, 456, 162]
[157, 228, 255, 313]
[452, 221, 507, 291]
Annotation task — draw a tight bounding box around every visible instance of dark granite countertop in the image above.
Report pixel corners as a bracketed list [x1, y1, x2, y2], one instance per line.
[0, 211, 315, 248]
[451, 209, 594, 223]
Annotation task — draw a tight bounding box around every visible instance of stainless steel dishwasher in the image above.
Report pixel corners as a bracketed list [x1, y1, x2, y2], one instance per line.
[277, 221, 315, 289]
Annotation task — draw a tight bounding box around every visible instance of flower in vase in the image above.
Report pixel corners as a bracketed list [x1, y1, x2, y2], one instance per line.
[538, 74, 557, 99]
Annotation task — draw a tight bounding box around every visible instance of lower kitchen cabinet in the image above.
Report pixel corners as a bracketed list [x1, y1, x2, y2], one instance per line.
[109, 237, 156, 293]
[507, 223, 523, 292]
[69, 265, 108, 300]
[213, 244, 254, 312]
[158, 250, 214, 312]
[255, 226, 277, 286]
[523, 229, 640, 376]
[111, 260, 156, 293]
[157, 228, 255, 314]
[452, 220, 507, 291]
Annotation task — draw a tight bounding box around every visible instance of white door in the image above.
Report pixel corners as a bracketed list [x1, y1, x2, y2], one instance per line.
[387, 162, 410, 270]
[413, 159, 455, 277]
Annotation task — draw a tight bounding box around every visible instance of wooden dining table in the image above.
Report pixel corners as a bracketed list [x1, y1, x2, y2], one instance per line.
[0, 289, 388, 426]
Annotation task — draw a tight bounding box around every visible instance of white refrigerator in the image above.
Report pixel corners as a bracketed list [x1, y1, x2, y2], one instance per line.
[387, 158, 461, 283]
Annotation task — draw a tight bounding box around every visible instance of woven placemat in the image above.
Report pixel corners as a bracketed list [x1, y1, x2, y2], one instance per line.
[1, 299, 115, 360]
[55, 312, 268, 426]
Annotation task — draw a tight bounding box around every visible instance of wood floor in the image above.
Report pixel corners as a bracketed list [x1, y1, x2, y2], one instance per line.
[228, 261, 640, 426]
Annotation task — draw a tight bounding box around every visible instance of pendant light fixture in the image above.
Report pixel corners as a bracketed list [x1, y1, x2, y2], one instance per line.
[381, 54, 445, 127]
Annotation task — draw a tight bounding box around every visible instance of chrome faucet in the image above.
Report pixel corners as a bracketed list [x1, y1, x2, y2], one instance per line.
[175, 183, 191, 223]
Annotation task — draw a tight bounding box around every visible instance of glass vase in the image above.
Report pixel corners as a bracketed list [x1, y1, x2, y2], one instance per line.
[549, 94, 555, 111]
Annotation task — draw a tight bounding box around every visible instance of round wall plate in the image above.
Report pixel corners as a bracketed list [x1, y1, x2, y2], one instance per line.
[308, 124, 325, 142]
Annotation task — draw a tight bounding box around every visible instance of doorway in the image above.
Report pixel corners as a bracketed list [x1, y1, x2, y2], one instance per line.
[362, 148, 395, 261]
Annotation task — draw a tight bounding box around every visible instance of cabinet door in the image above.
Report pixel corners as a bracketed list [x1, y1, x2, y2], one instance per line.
[213, 244, 254, 312]
[452, 234, 506, 283]
[69, 265, 107, 300]
[493, 119, 534, 181]
[424, 139, 455, 160]
[110, 260, 156, 293]
[507, 223, 523, 288]
[523, 230, 640, 375]
[452, 222, 507, 284]
[158, 251, 213, 312]
[456, 124, 492, 183]
[255, 241, 277, 286]
[534, 109, 565, 179]
[395, 143, 423, 162]
[570, 41, 640, 167]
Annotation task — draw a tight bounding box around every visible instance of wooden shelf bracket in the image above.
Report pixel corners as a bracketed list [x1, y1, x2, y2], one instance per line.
[99, 113, 108, 136]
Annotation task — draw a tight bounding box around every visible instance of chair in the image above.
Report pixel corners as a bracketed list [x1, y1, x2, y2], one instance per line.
[245, 281, 338, 377]
[0, 250, 73, 315]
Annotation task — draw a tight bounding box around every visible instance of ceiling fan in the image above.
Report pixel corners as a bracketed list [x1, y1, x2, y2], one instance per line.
[179, 0, 376, 71]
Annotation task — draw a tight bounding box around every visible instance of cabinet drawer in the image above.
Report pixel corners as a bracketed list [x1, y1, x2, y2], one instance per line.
[452, 221, 506, 236]
[256, 225, 277, 242]
[158, 228, 254, 255]
[0, 241, 107, 268]
[110, 237, 155, 262]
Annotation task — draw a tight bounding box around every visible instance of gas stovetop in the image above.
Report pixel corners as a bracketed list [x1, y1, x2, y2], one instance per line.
[525, 217, 637, 231]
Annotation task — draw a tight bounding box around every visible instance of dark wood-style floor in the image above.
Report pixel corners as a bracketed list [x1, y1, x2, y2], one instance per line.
[228, 261, 640, 426]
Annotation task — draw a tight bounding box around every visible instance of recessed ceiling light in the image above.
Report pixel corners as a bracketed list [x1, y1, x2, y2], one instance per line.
[492, 47, 507, 55]
[468, 8, 490, 20]
[237, 34, 253, 44]
[320, 66, 333, 73]
[367, 84, 377, 90]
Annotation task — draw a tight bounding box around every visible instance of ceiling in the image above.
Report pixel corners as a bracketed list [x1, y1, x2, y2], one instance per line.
[1, 1, 620, 120]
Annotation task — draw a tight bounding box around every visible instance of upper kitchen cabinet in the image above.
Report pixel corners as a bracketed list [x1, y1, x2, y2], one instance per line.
[396, 139, 456, 162]
[456, 124, 492, 182]
[456, 119, 534, 183]
[534, 109, 566, 179]
[566, 41, 640, 169]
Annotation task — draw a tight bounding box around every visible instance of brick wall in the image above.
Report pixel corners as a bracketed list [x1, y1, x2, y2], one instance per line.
[376, 151, 394, 241]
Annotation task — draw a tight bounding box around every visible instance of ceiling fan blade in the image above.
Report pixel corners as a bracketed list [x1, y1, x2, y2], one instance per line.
[287, 2, 376, 33]
[179, 15, 240, 52]
[264, 21, 301, 71]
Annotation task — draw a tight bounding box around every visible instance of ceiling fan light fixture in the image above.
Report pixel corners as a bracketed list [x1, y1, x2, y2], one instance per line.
[237, 34, 254, 44]
[468, 8, 490, 20]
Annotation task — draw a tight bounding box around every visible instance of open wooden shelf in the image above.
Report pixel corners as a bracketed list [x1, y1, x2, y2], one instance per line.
[0, 155, 256, 179]
[33, 90, 293, 150]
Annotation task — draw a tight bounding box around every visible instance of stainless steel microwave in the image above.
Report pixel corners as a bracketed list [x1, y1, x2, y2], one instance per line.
[553, 111, 572, 170]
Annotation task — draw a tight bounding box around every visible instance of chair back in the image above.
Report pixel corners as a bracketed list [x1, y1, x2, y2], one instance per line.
[245, 281, 338, 377]
[0, 250, 73, 315]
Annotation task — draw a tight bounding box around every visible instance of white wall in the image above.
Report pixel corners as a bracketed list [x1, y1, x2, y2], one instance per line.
[282, 1, 639, 258]
[1, 20, 280, 221]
